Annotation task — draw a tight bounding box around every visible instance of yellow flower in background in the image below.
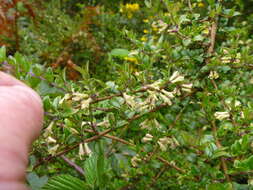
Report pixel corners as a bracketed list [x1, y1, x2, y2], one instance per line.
[140, 36, 147, 42]
[164, 12, 170, 16]
[152, 26, 158, 32]
[126, 3, 140, 12]
[143, 19, 149, 23]
[120, 3, 140, 19]
[124, 57, 138, 64]
[127, 13, 133, 19]
[202, 28, 209, 35]
[143, 29, 149, 34]
[198, 2, 205, 8]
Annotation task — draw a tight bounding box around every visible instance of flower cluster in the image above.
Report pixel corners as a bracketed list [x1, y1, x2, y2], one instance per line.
[120, 3, 140, 19]
[59, 92, 92, 110]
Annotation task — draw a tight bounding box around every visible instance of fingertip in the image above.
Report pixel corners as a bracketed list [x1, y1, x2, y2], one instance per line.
[0, 71, 26, 86]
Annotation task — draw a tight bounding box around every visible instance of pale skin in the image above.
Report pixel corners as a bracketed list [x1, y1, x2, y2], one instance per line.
[0, 72, 44, 190]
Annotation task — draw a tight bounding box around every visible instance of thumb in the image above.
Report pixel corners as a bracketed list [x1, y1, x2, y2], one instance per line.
[0, 72, 43, 190]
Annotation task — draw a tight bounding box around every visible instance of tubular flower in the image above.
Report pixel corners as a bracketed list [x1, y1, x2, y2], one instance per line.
[46, 136, 57, 144]
[48, 144, 59, 156]
[123, 93, 136, 108]
[214, 111, 230, 120]
[208, 71, 219, 80]
[141, 133, 153, 143]
[72, 93, 89, 101]
[81, 97, 92, 109]
[84, 143, 92, 156]
[131, 154, 142, 167]
[159, 94, 172, 105]
[169, 71, 184, 83]
[59, 93, 71, 104]
[79, 143, 85, 159]
[181, 83, 193, 92]
[140, 119, 151, 130]
[44, 121, 54, 136]
[146, 90, 159, 109]
[158, 137, 171, 151]
[148, 80, 162, 90]
[161, 89, 174, 98]
[69, 127, 79, 134]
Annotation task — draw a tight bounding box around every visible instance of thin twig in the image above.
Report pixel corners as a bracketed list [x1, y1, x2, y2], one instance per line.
[210, 79, 238, 127]
[210, 120, 231, 182]
[34, 129, 112, 168]
[60, 155, 85, 176]
[85, 129, 185, 175]
[156, 156, 185, 174]
[149, 166, 167, 188]
[168, 106, 186, 130]
[207, 20, 218, 55]
[84, 129, 135, 146]
[202, 3, 232, 183]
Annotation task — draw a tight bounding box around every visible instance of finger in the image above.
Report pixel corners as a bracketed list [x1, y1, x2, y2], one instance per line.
[0, 85, 44, 142]
[0, 71, 26, 86]
[0, 182, 28, 190]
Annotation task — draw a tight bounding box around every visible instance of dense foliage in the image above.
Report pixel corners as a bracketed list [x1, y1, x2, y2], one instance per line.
[1, 0, 253, 189]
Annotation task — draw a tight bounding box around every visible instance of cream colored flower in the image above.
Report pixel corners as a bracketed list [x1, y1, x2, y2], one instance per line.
[72, 93, 89, 101]
[181, 83, 193, 92]
[161, 89, 174, 98]
[84, 143, 92, 156]
[59, 93, 71, 104]
[123, 93, 136, 108]
[48, 144, 59, 156]
[241, 111, 245, 119]
[46, 136, 57, 144]
[172, 88, 181, 96]
[160, 94, 172, 105]
[225, 98, 241, 109]
[79, 143, 85, 159]
[96, 119, 110, 128]
[208, 71, 219, 80]
[158, 137, 171, 151]
[235, 100, 241, 107]
[81, 98, 92, 109]
[153, 119, 162, 130]
[148, 80, 162, 90]
[169, 71, 184, 83]
[141, 134, 153, 143]
[44, 121, 54, 137]
[214, 111, 230, 120]
[69, 127, 79, 134]
[140, 119, 150, 130]
[169, 71, 180, 81]
[131, 154, 142, 167]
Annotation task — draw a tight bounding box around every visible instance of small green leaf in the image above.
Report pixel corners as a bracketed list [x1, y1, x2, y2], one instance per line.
[109, 49, 130, 58]
[84, 154, 98, 187]
[0, 46, 6, 63]
[42, 175, 87, 190]
[27, 172, 48, 190]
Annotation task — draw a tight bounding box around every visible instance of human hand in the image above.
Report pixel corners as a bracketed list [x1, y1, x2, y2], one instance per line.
[0, 72, 43, 190]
